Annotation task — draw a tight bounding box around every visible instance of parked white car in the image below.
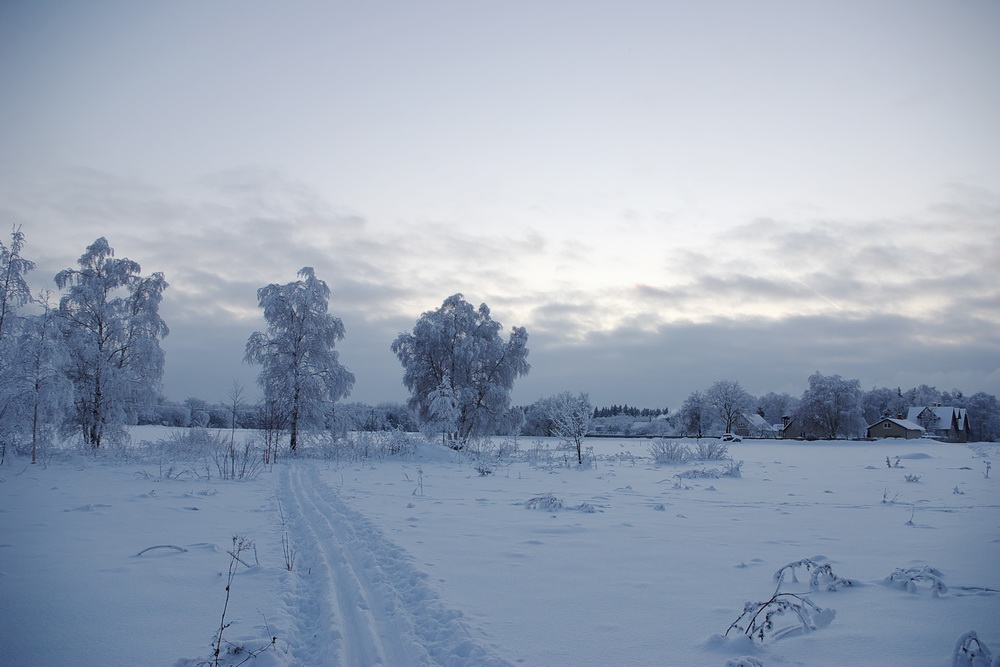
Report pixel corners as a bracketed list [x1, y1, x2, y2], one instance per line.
[720, 433, 742, 442]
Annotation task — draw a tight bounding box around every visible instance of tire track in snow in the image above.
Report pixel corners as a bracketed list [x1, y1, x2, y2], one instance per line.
[280, 463, 510, 666]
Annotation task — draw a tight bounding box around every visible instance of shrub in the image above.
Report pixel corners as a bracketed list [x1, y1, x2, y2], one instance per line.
[674, 460, 743, 480]
[649, 440, 691, 464]
[697, 441, 730, 461]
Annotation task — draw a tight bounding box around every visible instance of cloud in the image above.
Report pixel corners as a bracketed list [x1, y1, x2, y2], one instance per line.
[515, 312, 1000, 409]
[3, 165, 998, 410]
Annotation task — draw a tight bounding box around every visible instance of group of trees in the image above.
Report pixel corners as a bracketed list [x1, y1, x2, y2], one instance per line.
[243, 287, 532, 452]
[520, 375, 1000, 443]
[0, 231, 169, 461]
[4, 228, 999, 461]
[144, 396, 419, 437]
[0, 230, 535, 458]
[669, 374, 1000, 442]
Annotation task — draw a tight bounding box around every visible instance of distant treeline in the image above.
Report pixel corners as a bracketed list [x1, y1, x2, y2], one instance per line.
[591, 405, 667, 418]
[141, 399, 418, 434]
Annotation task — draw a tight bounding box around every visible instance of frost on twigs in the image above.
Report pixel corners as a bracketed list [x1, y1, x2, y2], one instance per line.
[952, 631, 998, 667]
[774, 558, 854, 592]
[727, 557, 846, 643]
[885, 566, 948, 596]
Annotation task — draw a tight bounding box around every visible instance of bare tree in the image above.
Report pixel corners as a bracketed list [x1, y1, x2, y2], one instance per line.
[547, 391, 593, 465]
[799, 371, 864, 439]
[678, 390, 710, 439]
[706, 379, 752, 434]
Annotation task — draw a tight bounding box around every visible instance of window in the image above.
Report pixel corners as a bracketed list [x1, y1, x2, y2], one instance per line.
[883, 422, 892, 429]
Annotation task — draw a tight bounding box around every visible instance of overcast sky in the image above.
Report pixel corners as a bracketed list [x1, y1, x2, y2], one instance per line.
[1, 1, 998, 411]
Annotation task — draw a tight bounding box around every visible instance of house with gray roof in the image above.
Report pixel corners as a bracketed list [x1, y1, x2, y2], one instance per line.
[905, 406, 971, 442]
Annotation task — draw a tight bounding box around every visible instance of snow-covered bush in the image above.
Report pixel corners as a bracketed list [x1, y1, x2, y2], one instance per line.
[952, 631, 998, 667]
[308, 429, 423, 463]
[140, 429, 265, 480]
[466, 436, 517, 476]
[674, 460, 743, 480]
[650, 440, 691, 464]
[381, 429, 421, 458]
[651, 440, 736, 466]
[525, 439, 550, 465]
[723, 460, 744, 477]
[885, 566, 948, 595]
[697, 441, 730, 461]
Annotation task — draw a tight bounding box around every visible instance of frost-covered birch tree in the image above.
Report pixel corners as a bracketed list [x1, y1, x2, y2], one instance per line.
[799, 371, 864, 439]
[12, 296, 72, 463]
[55, 238, 169, 449]
[0, 225, 35, 339]
[0, 227, 40, 461]
[757, 391, 800, 427]
[861, 386, 907, 426]
[547, 391, 593, 464]
[244, 267, 355, 452]
[391, 294, 530, 448]
[706, 379, 752, 434]
[678, 390, 710, 438]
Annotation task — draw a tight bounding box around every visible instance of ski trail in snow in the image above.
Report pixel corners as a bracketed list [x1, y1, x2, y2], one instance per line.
[280, 463, 510, 667]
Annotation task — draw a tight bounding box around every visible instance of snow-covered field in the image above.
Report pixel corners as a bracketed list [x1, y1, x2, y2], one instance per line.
[1, 429, 998, 667]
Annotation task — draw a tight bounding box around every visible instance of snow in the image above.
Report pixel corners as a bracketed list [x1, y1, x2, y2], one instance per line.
[1, 430, 998, 666]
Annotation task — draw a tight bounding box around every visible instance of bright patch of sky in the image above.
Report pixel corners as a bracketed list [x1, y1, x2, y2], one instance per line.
[1, 0, 998, 408]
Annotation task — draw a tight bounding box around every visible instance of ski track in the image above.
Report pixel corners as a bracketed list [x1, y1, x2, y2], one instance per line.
[280, 463, 510, 667]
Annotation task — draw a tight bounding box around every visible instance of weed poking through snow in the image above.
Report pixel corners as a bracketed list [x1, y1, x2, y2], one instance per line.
[209, 535, 276, 667]
[726, 590, 835, 643]
[774, 558, 854, 592]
